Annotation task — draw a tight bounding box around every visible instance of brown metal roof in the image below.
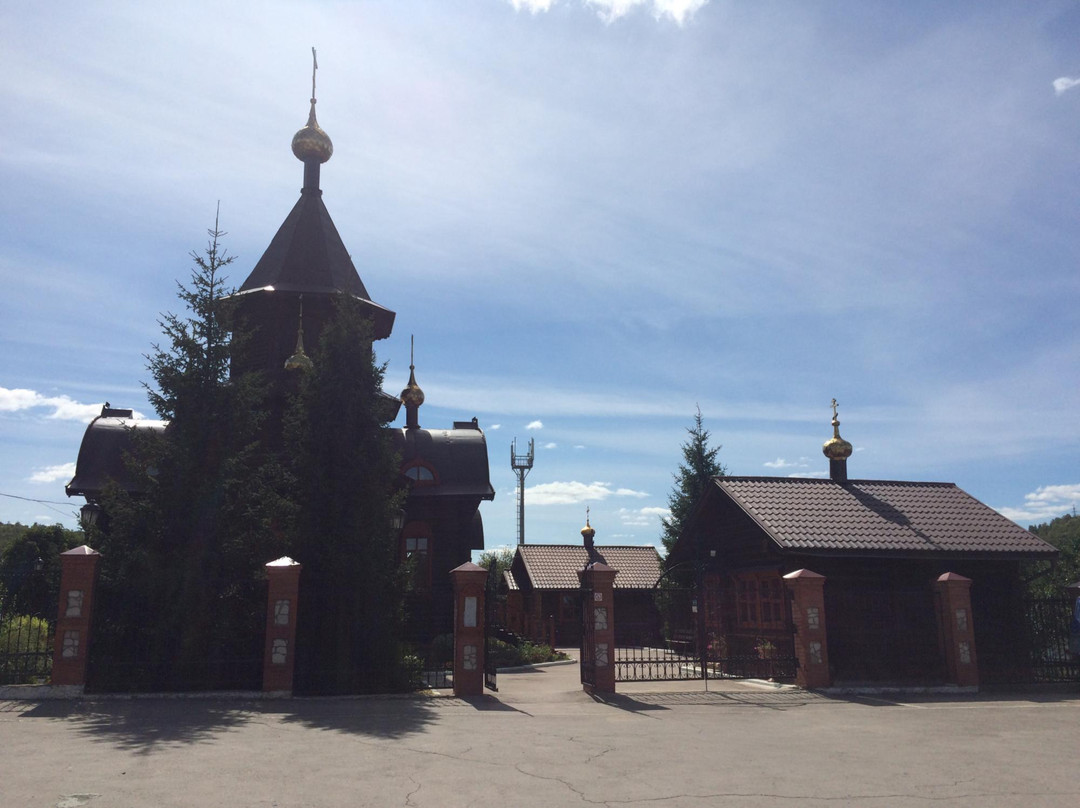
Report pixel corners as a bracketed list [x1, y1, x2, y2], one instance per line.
[515, 544, 662, 590]
[715, 476, 1056, 557]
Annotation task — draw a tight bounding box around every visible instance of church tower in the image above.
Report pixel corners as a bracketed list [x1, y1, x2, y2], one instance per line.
[230, 53, 396, 409]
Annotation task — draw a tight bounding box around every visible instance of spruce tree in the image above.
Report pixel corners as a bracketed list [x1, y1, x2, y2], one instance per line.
[660, 408, 726, 560]
[284, 293, 406, 694]
[92, 215, 291, 691]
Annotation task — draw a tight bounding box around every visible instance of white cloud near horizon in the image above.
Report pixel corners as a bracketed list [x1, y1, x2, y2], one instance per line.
[0, 387, 105, 422]
[764, 457, 802, 469]
[618, 505, 671, 527]
[996, 483, 1080, 526]
[29, 462, 76, 484]
[526, 420, 544, 430]
[508, 0, 557, 13]
[543, 442, 558, 449]
[1053, 77, 1080, 95]
[528, 480, 649, 505]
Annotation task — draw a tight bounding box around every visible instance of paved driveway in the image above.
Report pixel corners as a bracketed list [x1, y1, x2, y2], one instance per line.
[3, 658, 1079, 807]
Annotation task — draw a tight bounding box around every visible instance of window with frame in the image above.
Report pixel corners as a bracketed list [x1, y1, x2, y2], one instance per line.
[735, 573, 786, 630]
[403, 534, 431, 587]
[401, 462, 438, 486]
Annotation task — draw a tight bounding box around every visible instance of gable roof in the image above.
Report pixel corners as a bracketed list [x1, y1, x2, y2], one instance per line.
[712, 476, 1055, 558]
[513, 544, 662, 590]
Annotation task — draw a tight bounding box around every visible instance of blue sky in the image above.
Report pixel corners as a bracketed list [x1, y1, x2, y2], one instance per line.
[2, 0, 1078, 552]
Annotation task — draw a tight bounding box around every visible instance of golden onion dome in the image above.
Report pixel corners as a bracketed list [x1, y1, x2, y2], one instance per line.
[284, 348, 313, 373]
[291, 101, 333, 164]
[822, 398, 853, 460]
[581, 520, 596, 542]
[401, 366, 425, 409]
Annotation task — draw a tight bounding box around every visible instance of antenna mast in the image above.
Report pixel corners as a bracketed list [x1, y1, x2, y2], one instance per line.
[511, 438, 535, 546]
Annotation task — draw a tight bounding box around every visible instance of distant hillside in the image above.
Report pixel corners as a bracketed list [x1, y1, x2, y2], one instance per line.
[0, 522, 31, 558]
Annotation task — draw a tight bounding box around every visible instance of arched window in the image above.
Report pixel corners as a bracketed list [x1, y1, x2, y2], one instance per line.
[400, 461, 438, 486]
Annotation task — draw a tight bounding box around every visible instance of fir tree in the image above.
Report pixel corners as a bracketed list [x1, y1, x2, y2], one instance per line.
[660, 408, 726, 560]
[284, 293, 406, 694]
[93, 214, 292, 691]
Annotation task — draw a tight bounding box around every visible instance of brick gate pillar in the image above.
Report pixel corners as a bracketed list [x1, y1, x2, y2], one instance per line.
[450, 562, 488, 697]
[783, 569, 831, 690]
[51, 545, 102, 689]
[263, 557, 302, 695]
[579, 561, 618, 696]
[935, 572, 979, 689]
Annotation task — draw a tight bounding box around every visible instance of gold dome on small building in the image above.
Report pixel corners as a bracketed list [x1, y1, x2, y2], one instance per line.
[822, 397, 853, 460]
[400, 367, 425, 410]
[284, 295, 314, 373]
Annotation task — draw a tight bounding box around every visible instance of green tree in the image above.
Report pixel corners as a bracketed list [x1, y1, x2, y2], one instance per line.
[1027, 512, 1080, 597]
[0, 523, 81, 617]
[660, 408, 726, 560]
[284, 293, 406, 694]
[93, 216, 292, 691]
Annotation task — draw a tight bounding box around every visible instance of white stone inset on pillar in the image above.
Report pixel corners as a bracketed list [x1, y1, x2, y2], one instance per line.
[274, 599, 291, 626]
[62, 630, 80, 659]
[463, 644, 478, 671]
[65, 590, 83, 618]
[958, 641, 971, 665]
[809, 641, 823, 665]
[806, 606, 819, 630]
[955, 608, 968, 632]
[594, 606, 608, 631]
[272, 638, 288, 665]
[464, 596, 478, 628]
[595, 642, 609, 668]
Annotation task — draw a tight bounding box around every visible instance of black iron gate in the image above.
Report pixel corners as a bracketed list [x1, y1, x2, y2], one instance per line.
[977, 596, 1080, 684]
[0, 564, 55, 686]
[613, 581, 798, 684]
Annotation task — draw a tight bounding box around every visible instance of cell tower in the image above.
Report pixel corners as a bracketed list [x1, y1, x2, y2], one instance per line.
[511, 437, 535, 546]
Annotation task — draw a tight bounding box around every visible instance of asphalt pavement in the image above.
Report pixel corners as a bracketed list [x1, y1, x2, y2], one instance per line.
[3, 655, 1079, 807]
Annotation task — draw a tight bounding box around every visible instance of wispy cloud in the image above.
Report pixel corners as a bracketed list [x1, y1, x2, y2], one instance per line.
[489, 424, 502, 430]
[526, 420, 544, 430]
[508, 0, 557, 13]
[506, 0, 708, 24]
[996, 483, 1080, 526]
[617, 505, 670, 527]
[1053, 77, 1080, 96]
[788, 471, 828, 479]
[29, 462, 77, 484]
[543, 442, 558, 449]
[763, 457, 802, 469]
[0, 387, 106, 422]
[528, 480, 648, 505]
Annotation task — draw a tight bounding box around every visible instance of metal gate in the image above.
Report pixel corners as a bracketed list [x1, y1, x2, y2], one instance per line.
[0, 564, 55, 686]
[613, 581, 798, 684]
[977, 596, 1080, 684]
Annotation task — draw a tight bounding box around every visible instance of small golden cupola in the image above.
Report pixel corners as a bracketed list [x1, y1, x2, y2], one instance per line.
[284, 295, 314, 373]
[581, 507, 596, 560]
[401, 336, 425, 430]
[822, 397, 853, 482]
[292, 48, 333, 192]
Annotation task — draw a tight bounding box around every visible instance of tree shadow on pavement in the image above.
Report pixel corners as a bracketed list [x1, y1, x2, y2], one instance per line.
[17, 693, 446, 753]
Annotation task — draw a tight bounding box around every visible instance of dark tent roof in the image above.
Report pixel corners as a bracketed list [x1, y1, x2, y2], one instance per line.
[235, 189, 395, 339]
[708, 476, 1056, 558]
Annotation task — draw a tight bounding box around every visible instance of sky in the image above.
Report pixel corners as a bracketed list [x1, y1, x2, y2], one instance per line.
[1, 0, 1078, 554]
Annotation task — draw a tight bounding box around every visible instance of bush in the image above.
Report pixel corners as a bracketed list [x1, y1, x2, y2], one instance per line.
[0, 614, 52, 684]
[487, 638, 566, 668]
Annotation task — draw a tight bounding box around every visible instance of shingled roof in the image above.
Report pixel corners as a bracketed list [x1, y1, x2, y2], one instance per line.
[513, 544, 663, 590]
[713, 476, 1055, 557]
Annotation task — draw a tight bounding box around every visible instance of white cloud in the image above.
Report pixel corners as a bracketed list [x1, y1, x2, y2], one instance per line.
[995, 483, 1080, 526]
[29, 462, 77, 484]
[1053, 77, 1080, 96]
[574, 444, 586, 450]
[763, 457, 801, 469]
[528, 480, 648, 505]
[508, 0, 557, 12]
[0, 387, 105, 422]
[618, 505, 671, 527]
[788, 471, 829, 479]
[489, 423, 502, 430]
[585, 0, 706, 24]
[507, 0, 707, 24]
[543, 442, 558, 449]
[526, 420, 544, 430]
